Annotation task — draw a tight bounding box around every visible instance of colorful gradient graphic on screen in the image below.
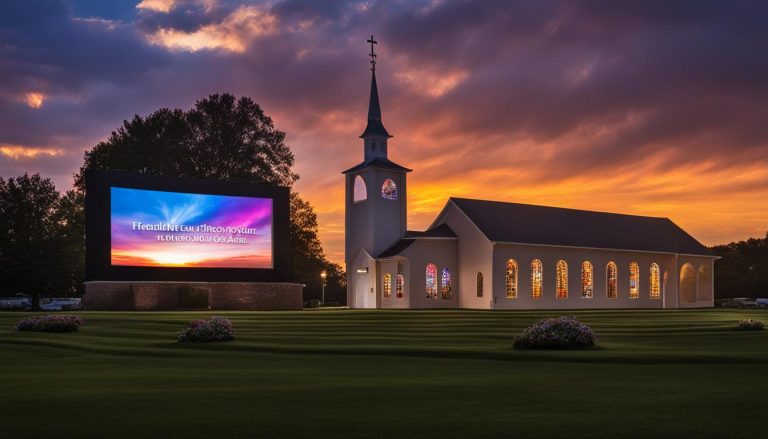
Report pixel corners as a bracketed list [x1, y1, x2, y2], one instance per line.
[110, 187, 273, 268]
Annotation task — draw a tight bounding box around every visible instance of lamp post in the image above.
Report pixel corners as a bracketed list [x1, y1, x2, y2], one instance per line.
[320, 270, 327, 305]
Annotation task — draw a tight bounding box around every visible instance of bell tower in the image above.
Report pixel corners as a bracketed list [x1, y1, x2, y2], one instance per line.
[343, 36, 411, 308]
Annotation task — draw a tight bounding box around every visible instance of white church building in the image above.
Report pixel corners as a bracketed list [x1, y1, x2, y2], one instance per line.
[344, 41, 715, 310]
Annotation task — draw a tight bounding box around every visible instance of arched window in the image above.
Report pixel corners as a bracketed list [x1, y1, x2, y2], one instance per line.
[371, 142, 377, 151]
[381, 179, 398, 200]
[606, 262, 617, 299]
[649, 263, 660, 299]
[581, 261, 593, 299]
[353, 175, 367, 202]
[680, 263, 696, 303]
[505, 259, 518, 299]
[697, 265, 712, 301]
[531, 259, 543, 299]
[556, 260, 568, 299]
[441, 268, 452, 299]
[629, 262, 639, 299]
[476, 272, 483, 297]
[426, 263, 437, 299]
[396, 274, 404, 298]
[383, 274, 392, 298]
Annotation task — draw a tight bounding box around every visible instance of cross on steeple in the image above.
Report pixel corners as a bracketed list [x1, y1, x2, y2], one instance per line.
[367, 35, 377, 72]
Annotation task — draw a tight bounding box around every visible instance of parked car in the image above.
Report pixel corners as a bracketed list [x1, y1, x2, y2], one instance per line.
[0, 298, 30, 310]
[756, 298, 768, 308]
[731, 297, 758, 308]
[40, 298, 82, 311]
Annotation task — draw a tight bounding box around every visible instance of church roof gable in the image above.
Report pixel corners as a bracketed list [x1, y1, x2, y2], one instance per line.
[449, 197, 714, 256]
[342, 157, 412, 174]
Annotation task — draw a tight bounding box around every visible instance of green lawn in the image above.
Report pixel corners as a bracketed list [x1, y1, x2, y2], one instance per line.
[1, 309, 767, 438]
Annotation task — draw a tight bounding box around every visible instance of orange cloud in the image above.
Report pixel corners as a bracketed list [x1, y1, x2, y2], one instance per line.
[145, 6, 277, 53]
[136, 0, 178, 13]
[395, 67, 469, 98]
[23, 92, 45, 109]
[0, 145, 64, 159]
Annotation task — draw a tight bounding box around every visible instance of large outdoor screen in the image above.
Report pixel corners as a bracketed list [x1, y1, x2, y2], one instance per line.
[85, 170, 290, 282]
[110, 187, 273, 269]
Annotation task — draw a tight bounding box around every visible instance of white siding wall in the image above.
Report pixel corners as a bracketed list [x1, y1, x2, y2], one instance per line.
[398, 239, 459, 309]
[437, 205, 494, 309]
[491, 243, 676, 309]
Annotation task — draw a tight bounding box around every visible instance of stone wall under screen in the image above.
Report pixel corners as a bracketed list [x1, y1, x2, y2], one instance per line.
[85, 170, 291, 283]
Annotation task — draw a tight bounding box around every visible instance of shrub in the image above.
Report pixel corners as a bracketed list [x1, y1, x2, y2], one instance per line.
[306, 299, 321, 309]
[178, 317, 235, 343]
[14, 315, 83, 333]
[514, 315, 597, 349]
[735, 318, 764, 331]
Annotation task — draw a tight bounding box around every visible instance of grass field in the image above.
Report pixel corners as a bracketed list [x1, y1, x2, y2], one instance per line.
[1, 309, 767, 438]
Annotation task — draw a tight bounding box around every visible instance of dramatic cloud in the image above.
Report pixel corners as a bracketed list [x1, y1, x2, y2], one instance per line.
[2, 0, 768, 263]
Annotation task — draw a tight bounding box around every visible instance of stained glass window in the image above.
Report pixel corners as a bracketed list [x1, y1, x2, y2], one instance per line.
[396, 274, 404, 298]
[381, 179, 397, 200]
[650, 263, 660, 299]
[556, 260, 568, 299]
[441, 268, 452, 299]
[531, 259, 542, 299]
[606, 262, 617, 299]
[353, 175, 367, 202]
[505, 259, 518, 298]
[629, 262, 639, 299]
[581, 261, 593, 298]
[426, 263, 437, 298]
[476, 272, 483, 297]
[383, 274, 392, 298]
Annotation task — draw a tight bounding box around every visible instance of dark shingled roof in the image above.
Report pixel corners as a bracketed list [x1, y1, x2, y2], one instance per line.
[404, 223, 457, 238]
[378, 224, 457, 257]
[342, 157, 412, 174]
[450, 198, 714, 256]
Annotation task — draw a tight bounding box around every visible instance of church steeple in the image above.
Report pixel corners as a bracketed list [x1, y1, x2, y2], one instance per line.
[360, 35, 391, 159]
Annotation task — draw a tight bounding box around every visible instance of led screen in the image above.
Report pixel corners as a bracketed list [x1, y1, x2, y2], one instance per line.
[110, 187, 273, 268]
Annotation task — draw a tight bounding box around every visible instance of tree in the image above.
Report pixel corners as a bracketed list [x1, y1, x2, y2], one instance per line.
[290, 193, 345, 303]
[712, 233, 768, 299]
[0, 174, 72, 309]
[75, 93, 343, 301]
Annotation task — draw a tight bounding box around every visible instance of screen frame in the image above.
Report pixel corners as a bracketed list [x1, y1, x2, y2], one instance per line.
[85, 170, 291, 282]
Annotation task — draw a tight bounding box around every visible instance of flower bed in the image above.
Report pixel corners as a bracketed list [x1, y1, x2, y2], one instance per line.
[178, 316, 235, 343]
[735, 318, 764, 331]
[14, 315, 83, 332]
[514, 315, 597, 349]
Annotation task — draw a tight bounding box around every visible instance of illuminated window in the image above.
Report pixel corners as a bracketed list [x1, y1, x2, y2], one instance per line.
[629, 262, 639, 299]
[441, 268, 452, 299]
[650, 263, 660, 299]
[396, 274, 404, 298]
[581, 261, 593, 298]
[353, 175, 367, 202]
[531, 259, 542, 299]
[680, 263, 696, 303]
[476, 272, 483, 297]
[381, 179, 398, 200]
[505, 259, 518, 298]
[426, 263, 437, 298]
[606, 262, 617, 299]
[383, 274, 392, 298]
[556, 260, 568, 299]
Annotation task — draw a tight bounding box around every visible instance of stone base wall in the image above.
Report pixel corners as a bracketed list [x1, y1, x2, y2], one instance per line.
[84, 282, 304, 311]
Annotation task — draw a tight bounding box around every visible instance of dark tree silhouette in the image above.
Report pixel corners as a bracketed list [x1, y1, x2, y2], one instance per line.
[0, 174, 73, 309]
[712, 233, 768, 299]
[74, 93, 342, 302]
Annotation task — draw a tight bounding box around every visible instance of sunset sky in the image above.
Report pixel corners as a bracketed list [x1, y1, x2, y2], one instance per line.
[2, 0, 768, 264]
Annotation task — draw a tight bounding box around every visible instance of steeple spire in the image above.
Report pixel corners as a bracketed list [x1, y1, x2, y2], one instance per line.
[361, 35, 391, 139]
